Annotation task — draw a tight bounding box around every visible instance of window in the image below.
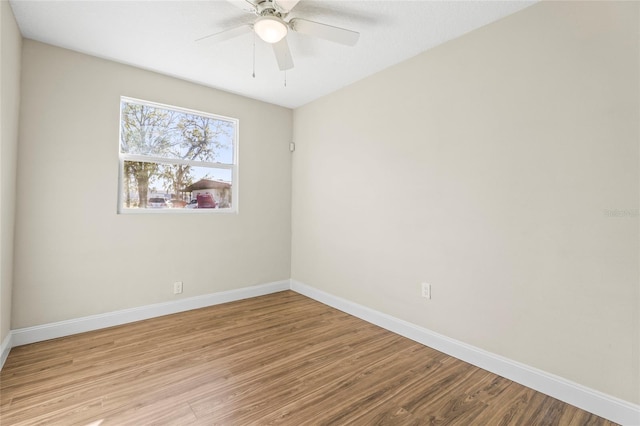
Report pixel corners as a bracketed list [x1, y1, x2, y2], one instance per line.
[118, 97, 238, 213]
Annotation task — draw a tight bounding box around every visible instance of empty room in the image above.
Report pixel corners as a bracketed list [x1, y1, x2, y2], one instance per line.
[1, 0, 638, 424]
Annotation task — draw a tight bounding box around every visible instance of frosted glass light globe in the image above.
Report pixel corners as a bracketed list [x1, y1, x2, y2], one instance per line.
[254, 16, 288, 44]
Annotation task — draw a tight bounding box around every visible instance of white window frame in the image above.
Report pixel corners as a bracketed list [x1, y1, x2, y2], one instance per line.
[118, 96, 239, 214]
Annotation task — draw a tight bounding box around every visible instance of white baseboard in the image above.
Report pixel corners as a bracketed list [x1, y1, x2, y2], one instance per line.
[290, 280, 640, 426]
[10, 280, 290, 347]
[0, 332, 12, 369]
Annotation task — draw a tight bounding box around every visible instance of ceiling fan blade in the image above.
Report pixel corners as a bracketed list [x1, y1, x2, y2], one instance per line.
[272, 38, 294, 71]
[224, 0, 258, 13]
[289, 18, 359, 46]
[275, 0, 301, 12]
[196, 25, 252, 43]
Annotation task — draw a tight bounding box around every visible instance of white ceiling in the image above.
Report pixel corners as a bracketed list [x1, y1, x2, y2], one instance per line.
[9, 0, 535, 109]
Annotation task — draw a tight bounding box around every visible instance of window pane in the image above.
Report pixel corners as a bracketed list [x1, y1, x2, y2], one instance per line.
[120, 101, 235, 164]
[121, 161, 233, 209]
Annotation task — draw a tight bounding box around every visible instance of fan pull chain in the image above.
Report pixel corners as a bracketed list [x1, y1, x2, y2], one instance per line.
[284, 71, 287, 87]
[252, 33, 256, 78]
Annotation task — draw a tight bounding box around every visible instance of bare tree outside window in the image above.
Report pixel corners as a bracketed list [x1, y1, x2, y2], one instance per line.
[118, 98, 237, 212]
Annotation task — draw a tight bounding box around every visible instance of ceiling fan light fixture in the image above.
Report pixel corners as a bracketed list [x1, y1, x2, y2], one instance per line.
[254, 16, 288, 44]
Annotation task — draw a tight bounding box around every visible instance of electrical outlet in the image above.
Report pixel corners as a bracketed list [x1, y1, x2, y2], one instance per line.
[173, 281, 183, 294]
[421, 282, 431, 299]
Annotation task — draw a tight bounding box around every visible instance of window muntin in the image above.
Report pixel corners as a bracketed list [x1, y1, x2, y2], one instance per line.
[118, 98, 238, 212]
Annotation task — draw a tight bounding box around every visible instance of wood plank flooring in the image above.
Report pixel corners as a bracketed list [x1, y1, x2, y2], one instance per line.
[0, 291, 617, 425]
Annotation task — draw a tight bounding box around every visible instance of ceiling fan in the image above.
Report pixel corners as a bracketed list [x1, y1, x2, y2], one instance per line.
[197, 0, 360, 71]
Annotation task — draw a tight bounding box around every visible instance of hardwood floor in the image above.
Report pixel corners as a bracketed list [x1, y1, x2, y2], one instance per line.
[1, 291, 617, 425]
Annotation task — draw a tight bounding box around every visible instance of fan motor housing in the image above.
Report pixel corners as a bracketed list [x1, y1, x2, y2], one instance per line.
[257, 1, 281, 17]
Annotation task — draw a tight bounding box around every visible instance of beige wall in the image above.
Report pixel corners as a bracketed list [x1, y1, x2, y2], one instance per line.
[0, 0, 22, 345]
[292, 1, 639, 404]
[12, 40, 292, 328]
